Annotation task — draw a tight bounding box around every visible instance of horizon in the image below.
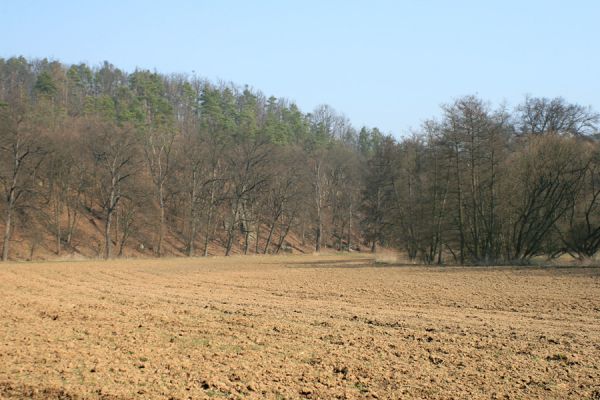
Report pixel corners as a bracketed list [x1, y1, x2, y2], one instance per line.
[1, 1, 599, 137]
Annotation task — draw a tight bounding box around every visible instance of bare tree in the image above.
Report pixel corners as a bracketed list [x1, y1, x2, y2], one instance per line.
[85, 119, 139, 259]
[143, 127, 175, 256]
[361, 134, 397, 253]
[327, 145, 362, 251]
[516, 96, 599, 136]
[504, 135, 589, 261]
[224, 135, 270, 256]
[130, 71, 177, 257]
[440, 97, 510, 262]
[309, 151, 329, 252]
[260, 147, 307, 253]
[553, 142, 600, 259]
[0, 98, 45, 261]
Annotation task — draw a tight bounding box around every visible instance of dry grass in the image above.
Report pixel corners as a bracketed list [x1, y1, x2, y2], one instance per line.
[0, 254, 599, 399]
[373, 248, 402, 264]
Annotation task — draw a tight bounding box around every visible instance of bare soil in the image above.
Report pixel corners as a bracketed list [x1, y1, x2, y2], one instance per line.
[0, 255, 599, 399]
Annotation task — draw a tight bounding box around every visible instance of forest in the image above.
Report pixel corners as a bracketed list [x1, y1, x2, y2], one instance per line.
[1, 56, 599, 264]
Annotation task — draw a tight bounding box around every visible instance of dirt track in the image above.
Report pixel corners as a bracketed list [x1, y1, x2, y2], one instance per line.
[0, 255, 599, 399]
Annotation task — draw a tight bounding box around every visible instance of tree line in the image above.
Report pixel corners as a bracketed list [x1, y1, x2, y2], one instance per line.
[363, 96, 600, 263]
[1, 56, 599, 263]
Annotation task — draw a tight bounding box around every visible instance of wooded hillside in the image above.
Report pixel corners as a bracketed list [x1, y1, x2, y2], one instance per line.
[1, 57, 599, 263]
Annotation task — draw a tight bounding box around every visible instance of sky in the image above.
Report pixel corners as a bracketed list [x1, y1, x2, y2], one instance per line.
[1, 0, 599, 137]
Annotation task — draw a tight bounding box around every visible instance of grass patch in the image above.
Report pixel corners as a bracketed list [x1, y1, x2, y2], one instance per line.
[546, 353, 568, 362]
[205, 388, 230, 397]
[354, 382, 368, 394]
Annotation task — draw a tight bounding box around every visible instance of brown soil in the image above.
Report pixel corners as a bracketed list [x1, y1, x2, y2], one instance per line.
[0, 255, 599, 399]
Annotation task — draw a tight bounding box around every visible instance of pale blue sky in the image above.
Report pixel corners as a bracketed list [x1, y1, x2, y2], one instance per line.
[1, 1, 599, 136]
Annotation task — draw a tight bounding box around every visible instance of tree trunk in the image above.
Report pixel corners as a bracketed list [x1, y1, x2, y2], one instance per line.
[118, 216, 133, 257]
[315, 222, 322, 252]
[104, 209, 113, 259]
[2, 206, 13, 262]
[225, 204, 237, 256]
[203, 179, 217, 257]
[275, 217, 294, 254]
[263, 219, 277, 254]
[188, 218, 196, 257]
[244, 230, 250, 255]
[66, 206, 78, 245]
[55, 199, 61, 256]
[187, 184, 197, 257]
[225, 230, 234, 256]
[157, 184, 165, 256]
[454, 143, 465, 264]
[255, 221, 260, 254]
[2, 160, 19, 262]
[203, 209, 213, 257]
[314, 160, 323, 252]
[114, 206, 119, 250]
[347, 207, 352, 251]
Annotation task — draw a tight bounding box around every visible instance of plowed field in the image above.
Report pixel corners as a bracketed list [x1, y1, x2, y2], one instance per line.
[1, 255, 599, 399]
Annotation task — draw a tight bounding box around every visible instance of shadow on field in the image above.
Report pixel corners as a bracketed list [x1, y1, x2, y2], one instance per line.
[283, 259, 600, 274]
[0, 381, 124, 399]
[282, 259, 398, 269]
